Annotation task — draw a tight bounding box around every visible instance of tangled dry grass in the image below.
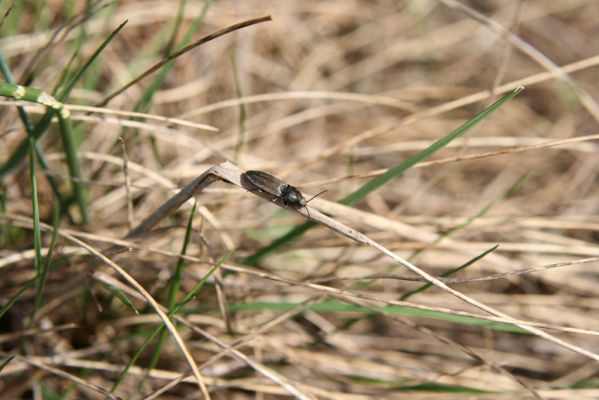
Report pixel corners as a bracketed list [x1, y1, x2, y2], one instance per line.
[1, 1, 599, 399]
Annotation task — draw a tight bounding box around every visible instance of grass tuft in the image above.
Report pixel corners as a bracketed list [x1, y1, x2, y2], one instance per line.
[1, 3, 597, 399]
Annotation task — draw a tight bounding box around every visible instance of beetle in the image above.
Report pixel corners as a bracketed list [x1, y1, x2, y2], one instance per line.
[241, 170, 324, 217]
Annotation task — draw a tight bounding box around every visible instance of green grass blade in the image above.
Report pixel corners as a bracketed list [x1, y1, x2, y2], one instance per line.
[224, 300, 530, 335]
[340, 87, 524, 205]
[393, 382, 494, 393]
[33, 146, 76, 224]
[164, 0, 188, 53]
[0, 111, 53, 179]
[568, 379, 599, 389]
[0, 189, 7, 244]
[0, 280, 35, 319]
[139, 326, 169, 394]
[110, 249, 230, 393]
[342, 375, 495, 394]
[57, 20, 128, 101]
[28, 136, 43, 322]
[166, 201, 197, 309]
[0, 0, 23, 36]
[110, 322, 162, 393]
[134, 1, 211, 113]
[52, 21, 128, 224]
[242, 221, 315, 265]
[33, 201, 61, 315]
[56, 112, 88, 224]
[2, 254, 75, 319]
[174, 249, 232, 312]
[442, 173, 531, 240]
[230, 52, 246, 161]
[52, 38, 83, 97]
[400, 245, 499, 300]
[243, 87, 525, 265]
[99, 281, 139, 316]
[0, 355, 15, 373]
[110, 319, 157, 392]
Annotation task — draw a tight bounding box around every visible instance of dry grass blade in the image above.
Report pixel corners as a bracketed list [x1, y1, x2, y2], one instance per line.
[439, 0, 599, 122]
[0, 324, 77, 344]
[3, 354, 119, 400]
[322, 256, 599, 286]
[98, 15, 272, 106]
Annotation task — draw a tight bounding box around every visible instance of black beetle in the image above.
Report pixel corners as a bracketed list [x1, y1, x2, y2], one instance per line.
[241, 170, 324, 216]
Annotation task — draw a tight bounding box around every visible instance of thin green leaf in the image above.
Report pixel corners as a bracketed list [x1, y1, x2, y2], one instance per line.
[393, 382, 494, 393]
[0, 189, 7, 245]
[0, 18, 126, 223]
[340, 87, 524, 206]
[0, 280, 35, 319]
[164, 0, 188, 53]
[33, 201, 61, 315]
[167, 201, 198, 310]
[568, 379, 599, 389]
[58, 20, 128, 101]
[56, 112, 88, 224]
[0, 0, 22, 36]
[343, 375, 494, 393]
[0, 111, 53, 179]
[231, 52, 246, 161]
[28, 136, 43, 322]
[52, 38, 83, 97]
[110, 324, 157, 393]
[400, 245, 499, 300]
[442, 173, 532, 239]
[0, 355, 15, 373]
[175, 249, 233, 311]
[99, 281, 139, 316]
[134, 1, 211, 113]
[223, 300, 530, 334]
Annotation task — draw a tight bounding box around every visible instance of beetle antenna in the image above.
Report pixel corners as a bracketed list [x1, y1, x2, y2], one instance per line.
[306, 190, 327, 204]
[303, 190, 327, 219]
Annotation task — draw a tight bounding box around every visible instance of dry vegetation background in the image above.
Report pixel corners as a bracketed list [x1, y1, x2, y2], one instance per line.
[1, 0, 599, 399]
